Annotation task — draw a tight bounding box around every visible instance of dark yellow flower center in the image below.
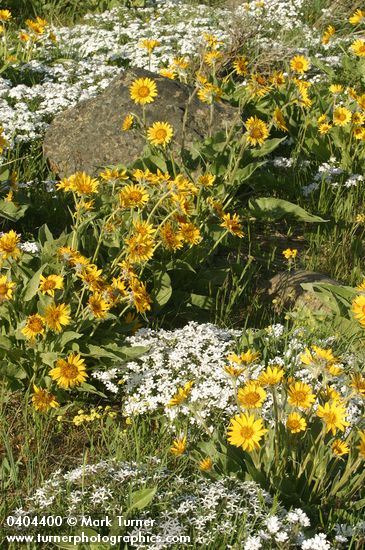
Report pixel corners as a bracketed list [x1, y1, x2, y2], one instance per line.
[61, 362, 79, 380]
[28, 317, 44, 332]
[138, 86, 150, 98]
[240, 426, 254, 439]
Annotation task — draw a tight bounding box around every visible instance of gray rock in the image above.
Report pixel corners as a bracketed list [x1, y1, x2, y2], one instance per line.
[43, 67, 237, 178]
[267, 270, 341, 313]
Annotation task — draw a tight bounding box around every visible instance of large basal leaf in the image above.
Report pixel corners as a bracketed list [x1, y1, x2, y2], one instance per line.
[0, 200, 29, 222]
[250, 138, 286, 158]
[249, 197, 328, 223]
[127, 487, 157, 512]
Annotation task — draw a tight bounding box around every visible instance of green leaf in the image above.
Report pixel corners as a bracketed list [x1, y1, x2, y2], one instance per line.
[0, 200, 29, 222]
[23, 265, 47, 301]
[250, 138, 286, 158]
[249, 197, 328, 223]
[127, 487, 157, 512]
[76, 383, 107, 397]
[190, 293, 214, 310]
[152, 271, 172, 307]
[59, 331, 83, 347]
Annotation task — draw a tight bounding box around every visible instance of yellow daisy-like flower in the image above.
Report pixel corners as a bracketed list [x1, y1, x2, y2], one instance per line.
[50, 353, 87, 389]
[227, 412, 268, 452]
[197, 173, 215, 187]
[286, 412, 307, 433]
[350, 374, 365, 399]
[290, 55, 310, 74]
[21, 314, 45, 340]
[199, 457, 213, 471]
[173, 56, 189, 70]
[350, 9, 365, 25]
[44, 302, 71, 332]
[204, 50, 223, 67]
[88, 293, 111, 319]
[273, 107, 288, 132]
[32, 385, 59, 412]
[39, 274, 64, 297]
[129, 278, 152, 314]
[282, 248, 297, 259]
[167, 381, 194, 407]
[99, 167, 128, 181]
[197, 83, 223, 104]
[237, 382, 267, 409]
[288, 381, 315, 409]
[122, 114, 134, 131]
[0, 230, 21, 261]
[0, 275, 16, 302]
[245, 116, 269, 147]
[316, 401, 349, 436]
[322, 25, 335, 45]
[259, 366, 284, 386]
[170, 435, 186, 456]
[224, 365, 245, 377]
[331, 439, 349, 457]
[270, 71, 286, 87]
[130, 77, 157, 105]
[119, 184, 149, 209]
[329, 84, 343, 95]
[0, 10, 12, 22]
[147, 121, 174, 147]
[319, 123, 332, 135]
[333, 106, 352, 127]
[357, 431, 365, 459]
[352, 294, 365, 325]
[356, 277, 365, 291]
[159, 68, 177, 80]
[220, 213, 244, 238]
[351, 39, 365, 57]
[352, 112, 365, 125]
[354, 126, 365, 140]
[72, 172, 99, 195]
[77, 264, 104, 291]
[138, 38, 160, 53]
[233, 56, 248, 76]
[179, 223, 202, 246]
[160, 221, 184, 251]
[126, 234, 155, 263]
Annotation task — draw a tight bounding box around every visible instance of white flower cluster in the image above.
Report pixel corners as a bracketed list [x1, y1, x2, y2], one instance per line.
[302, 157, 344, 196]
[0, 1, 229, 147]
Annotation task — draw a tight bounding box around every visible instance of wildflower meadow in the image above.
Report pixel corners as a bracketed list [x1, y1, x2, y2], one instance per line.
[0, 0, 365, 548]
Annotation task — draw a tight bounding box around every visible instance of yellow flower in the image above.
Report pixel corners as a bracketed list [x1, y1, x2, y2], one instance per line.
[351, 39, 365, 57]
[39, 274, 64, 297]
[147, 121, 174, 147]
[88, 293, 111, 318]
[350, 374, 365, 399]
[0, 275, 15, 302]
[224, 365, 245, 377]
[290, 55, 310, 74]
[44, 303, 71, 332]
[197, 83, 223, 104]
[22, 314, 45, 340]
[286, 412, 307, 433]
[350, 9, 365, 25]
[203, 32, 224, 48]
[129, 278, 152, 313]
[333, 107, 352, 127]
[0, 230, 21, 260]
[173, 56, 189, 70]
[170, 435, 186, 456]
[322, 25, 335, 45]
[126, 234, 155, 263]
[50, 353, 87, 389]
[204, 50, 223, 67]
[25, 18, 46, 35]
[288, 381, 315, 409]
[319, 123, 332, 135]
[160, 221, 184, 251]
[245, 116, 269, 147]
[270, 71, 286, 87]
[354, 126, 365, 140]
[233, 56, 248, 76]
[273, 107, 288, 132]
[237, 382, 267, 409]
[119, 184, 149, 209]
[331, 439, 349, 457]
[282, 248, 297, 259]
[352, 294, 365, 325]
[258, 366, 284, 386]
[130, 77, 157, 105]
[77, 264, 104, 291]
[72, 172, 99, 195]
[139, 38, 160, 53]
[179, 223, 202, 246]
[159, 68, 177, 79]
[357, 431, 365, 459]
[317, 401, 349, 436]
[199, 457, 213, 471]
[227, 412, 268, 452]
[32, 385, 59, 412]
[329, 84, 343, 95]
[300, 346, 340, 370]
[197, 173, 215, 187]
[122, 114, 134, 131]
[352, 112, 365, 125]
[168, 381, 194, 407]
[0, 10, 12, 22]
[220, 213, 244, 237]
